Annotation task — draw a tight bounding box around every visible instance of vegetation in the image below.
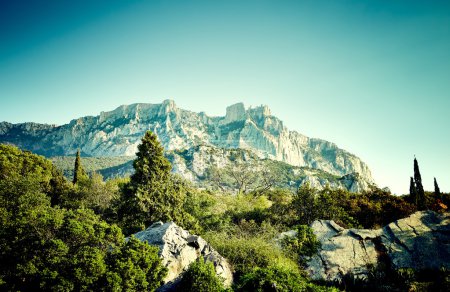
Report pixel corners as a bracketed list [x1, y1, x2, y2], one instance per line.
[177, 259, 227, 292]
[236, 266, 337, 292]
[51, 155, 134, 179]
[280, 225, 321, 264]
[117, 131, 190, 234]
[1, 135, 448, 291]
[410, 157, 426, 210]
[435, 177, 441, 197]
[73, 149, 87, 184]
[0, 144, 166, 291]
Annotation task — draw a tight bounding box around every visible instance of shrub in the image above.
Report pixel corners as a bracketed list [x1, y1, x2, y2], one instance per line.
[204, 224, 298, 277]
[281, 225, 321, 264]
[236, 266, 337, 292]
[177, 259, 226, 292]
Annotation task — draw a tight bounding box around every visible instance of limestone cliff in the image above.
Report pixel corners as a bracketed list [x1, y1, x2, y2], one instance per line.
[0, 100, 374, 185]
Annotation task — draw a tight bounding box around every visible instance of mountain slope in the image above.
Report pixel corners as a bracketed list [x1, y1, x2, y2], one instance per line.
[51, 146, 372, 193]
[0, 100, 375, 187]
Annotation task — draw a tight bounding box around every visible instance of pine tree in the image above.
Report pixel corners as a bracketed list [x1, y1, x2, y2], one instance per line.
[72, 149, 87, 184]
[118, 131, 186, 234]
[413, 157, 426, 210]
[434, 177, 441, 198]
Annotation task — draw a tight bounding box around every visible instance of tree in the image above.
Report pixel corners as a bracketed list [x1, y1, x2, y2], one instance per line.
[291, 183, 317, 225]
[118, 131, 187, 234]
[434, 177, 441, 198]
[0, 146, 167, 291]
[413, 157, 426, 210]
[409, 177, 418, 206]
[73, 149, 87, 184]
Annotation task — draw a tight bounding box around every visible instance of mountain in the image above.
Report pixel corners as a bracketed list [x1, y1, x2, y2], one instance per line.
[0, 100, 375, 191]
[50, 145, 372, 193]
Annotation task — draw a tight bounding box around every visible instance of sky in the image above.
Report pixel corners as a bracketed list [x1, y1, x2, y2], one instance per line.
[1, 0, 449, 194]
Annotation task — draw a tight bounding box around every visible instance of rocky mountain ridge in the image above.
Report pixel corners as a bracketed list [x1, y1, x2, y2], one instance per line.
[0, 100, 375, 187]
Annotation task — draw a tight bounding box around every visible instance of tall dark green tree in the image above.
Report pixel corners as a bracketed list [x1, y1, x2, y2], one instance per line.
[73, 149, 87, 184]
[434, 177, 441, 198]
[413, 157, 426, 210]
[118, 131, 187, 234]
[409, 177, 417, 204]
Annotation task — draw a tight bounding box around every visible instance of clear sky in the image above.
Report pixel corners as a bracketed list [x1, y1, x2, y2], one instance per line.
[1, 0, 449, 194]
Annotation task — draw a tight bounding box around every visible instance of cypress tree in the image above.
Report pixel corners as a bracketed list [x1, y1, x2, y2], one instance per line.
[409, 177, 417, 205]
[72, 149, 86, 184]
[413, 157, 426, 210]
[434, 177, 441, 198]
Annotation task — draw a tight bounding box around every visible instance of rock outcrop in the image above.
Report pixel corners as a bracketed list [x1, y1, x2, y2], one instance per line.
[303, 211, 450, 283]
[133, 222, 233, 291]
[0, 100, 375, 188]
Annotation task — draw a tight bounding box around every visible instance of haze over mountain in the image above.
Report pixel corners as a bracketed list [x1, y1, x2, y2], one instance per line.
[0, 100, 375, 192]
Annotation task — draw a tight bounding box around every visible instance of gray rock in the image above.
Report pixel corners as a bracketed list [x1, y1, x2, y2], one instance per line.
[381, 210, 450, 271]
[304, 211, 450, 283]
[305, 220, 381, 282]
[133, 222, 233, 290]
[0, 100, 375, 189]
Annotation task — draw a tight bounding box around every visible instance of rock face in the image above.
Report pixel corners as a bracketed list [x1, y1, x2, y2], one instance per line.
[0, 100, 375, 187]
[304, 211, 450, 283]
[133, 222, 233, 290]
[166, 145, 374, 193]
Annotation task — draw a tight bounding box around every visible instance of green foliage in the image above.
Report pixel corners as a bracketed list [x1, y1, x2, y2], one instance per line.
[281, 225, 321, 264]
[236, 266, 337, 292]
[118, 131, 188, 234]
[178, 259, 226, 292]
[204, 220, 299, 277]
[289, 184, 358, 228]
[341, 188, 416, 229]
[434, 177, 441, 197]
[413, 157, 426, 210]
[0, 144, 73, 207]
[292, 183, 317, 225]
[73, 149, 88, 184]
[51, 155, 134, 179]
[0, 145, 166, 291]
[105, 237, 167, 291]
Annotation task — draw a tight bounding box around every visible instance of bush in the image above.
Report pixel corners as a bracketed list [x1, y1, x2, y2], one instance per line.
[281, 225, 321, 264]
[236, 266, 337, 292]
[177, 259, 226, 292]
[105, 236, 167, 291]
[204, 222, 299, 277]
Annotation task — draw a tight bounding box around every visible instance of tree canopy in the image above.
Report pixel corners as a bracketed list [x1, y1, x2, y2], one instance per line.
[118, 131, 188, 234]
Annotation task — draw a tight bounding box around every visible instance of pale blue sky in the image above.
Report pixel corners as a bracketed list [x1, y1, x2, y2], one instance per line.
[1, 0, 449, 194]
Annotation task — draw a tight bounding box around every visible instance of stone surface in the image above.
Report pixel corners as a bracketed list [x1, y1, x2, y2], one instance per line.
[133, 222, 233, 290]
[0, 100, 375, 187]
[304, 211, 450, 283]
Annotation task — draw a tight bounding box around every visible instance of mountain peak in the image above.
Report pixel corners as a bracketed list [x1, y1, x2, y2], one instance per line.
[224, 103, 246, 123]
[0, 100, 374, 185]
[159, 99, 177, 116]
